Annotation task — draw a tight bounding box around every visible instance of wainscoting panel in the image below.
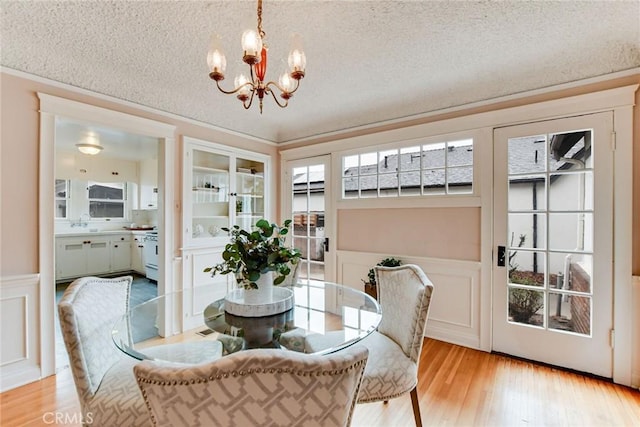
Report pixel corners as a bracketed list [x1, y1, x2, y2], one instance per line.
[0, 274, 41, 392]
[336, 251, 482, 349]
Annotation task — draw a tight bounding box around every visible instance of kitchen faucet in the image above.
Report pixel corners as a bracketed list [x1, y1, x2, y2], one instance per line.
[71, 214, 89, 228]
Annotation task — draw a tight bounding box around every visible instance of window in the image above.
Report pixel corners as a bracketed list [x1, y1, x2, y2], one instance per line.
[88, 181, 126, 218]
[55, 179, 69, 218]
[342, 138, 474, 199]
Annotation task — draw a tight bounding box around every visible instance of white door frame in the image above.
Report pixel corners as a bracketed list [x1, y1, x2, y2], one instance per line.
[281, 155, 335, 283]
[38, 94, 176, 379]
[492, 112, 614, 377]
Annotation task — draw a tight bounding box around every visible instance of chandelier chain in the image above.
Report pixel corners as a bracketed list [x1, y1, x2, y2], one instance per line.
[257, 0, 265, 39]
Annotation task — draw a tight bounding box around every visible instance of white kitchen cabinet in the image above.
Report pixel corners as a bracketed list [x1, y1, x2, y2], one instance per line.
[56, 151, 137, 182]
[182, 137, 270, 249]
[139, 158, 158, 209]
[131, 232, 146, 274]
[111, 234, 132, 272]
[56, 236, 111, 280]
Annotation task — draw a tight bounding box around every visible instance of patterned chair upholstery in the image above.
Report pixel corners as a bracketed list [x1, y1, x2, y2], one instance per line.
[58, 276, 151, 427]
[134, 345, 369, 427]
[356, 264, 434, 427]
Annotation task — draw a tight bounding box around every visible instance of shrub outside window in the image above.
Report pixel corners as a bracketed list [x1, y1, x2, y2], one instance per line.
[88, 181, 126, 218]
[342, 138, 473, 199]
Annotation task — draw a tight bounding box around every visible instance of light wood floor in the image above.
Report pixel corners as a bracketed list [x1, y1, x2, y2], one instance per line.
[1, 339, 638, 426]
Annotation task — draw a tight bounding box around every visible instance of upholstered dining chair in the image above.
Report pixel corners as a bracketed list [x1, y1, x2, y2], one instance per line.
[134, 345, 369, 427]
[58, 276, 151, 427]
[356, 264, 434, 427]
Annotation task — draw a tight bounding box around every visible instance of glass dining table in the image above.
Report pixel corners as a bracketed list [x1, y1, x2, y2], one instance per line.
[112, 281, 381, 364]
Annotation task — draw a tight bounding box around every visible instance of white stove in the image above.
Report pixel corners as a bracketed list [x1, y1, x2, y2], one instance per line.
[143, 231, 158, 281]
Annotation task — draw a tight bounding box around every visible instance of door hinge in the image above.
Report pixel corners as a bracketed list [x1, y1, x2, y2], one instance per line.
[610, 131, 616, 151]
[610, 329, 615, 348]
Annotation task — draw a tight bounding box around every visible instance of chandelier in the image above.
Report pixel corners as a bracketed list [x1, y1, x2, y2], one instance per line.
[207, 0, 306, 113]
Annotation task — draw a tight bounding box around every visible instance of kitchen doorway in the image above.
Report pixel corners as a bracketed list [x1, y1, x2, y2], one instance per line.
[39, 93, 177, 379]
[53, 118, 162, 371]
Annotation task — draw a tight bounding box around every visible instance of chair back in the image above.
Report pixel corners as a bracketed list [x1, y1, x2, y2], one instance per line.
[58, 276, 133, 403]
[134, 345, 369, 427]
[375, 264, 434, 363]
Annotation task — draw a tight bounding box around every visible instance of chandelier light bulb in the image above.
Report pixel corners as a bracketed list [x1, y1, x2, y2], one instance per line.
[235, 74, 251, 100]
[279, 71, 294, 93]
[241, 29, 262, 64]
[207, 35, 227, 79]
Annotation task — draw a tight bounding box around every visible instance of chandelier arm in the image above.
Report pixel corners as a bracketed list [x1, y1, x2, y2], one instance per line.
[215, 80, 256, 96]
[243, 89, 256, 110]
[264, 79, 300, 97]
[265, 85, 289, 108]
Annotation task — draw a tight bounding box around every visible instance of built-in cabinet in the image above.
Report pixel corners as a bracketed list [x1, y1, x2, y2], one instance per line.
[180, 137, 271, 328]
[56, 233, 135, 281]
[183, 138, 269, 248]
[56, 151, 138, 182]
[139, 158, 158, 209]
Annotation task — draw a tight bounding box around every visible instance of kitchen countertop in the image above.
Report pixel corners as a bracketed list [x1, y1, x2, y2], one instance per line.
[56, 229, 154, 237]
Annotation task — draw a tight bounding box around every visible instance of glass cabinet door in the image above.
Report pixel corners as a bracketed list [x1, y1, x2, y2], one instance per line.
[191, 148, 230, 242]
[234, 157, 265, 231]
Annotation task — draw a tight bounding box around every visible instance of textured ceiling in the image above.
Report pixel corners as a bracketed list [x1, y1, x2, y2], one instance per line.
[2, 1, 639, 143]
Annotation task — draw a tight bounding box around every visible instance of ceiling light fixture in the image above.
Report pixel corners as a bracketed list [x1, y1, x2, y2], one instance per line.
[76, 133, 103, 155]
[207, 0, 306, 113]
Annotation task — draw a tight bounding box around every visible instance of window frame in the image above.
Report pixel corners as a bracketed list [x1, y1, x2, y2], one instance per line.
[87, 181, 128, 219]
[337, 131, 479, 209]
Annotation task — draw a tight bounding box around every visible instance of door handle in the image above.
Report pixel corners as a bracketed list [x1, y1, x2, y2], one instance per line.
[497, 245, 506, 267]
[323, 237, 329, 252]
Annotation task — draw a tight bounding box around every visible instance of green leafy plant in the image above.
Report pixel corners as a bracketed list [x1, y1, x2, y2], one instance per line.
[364, 257, 402, 287]
[204, 219, 301, 289]
[509, 287, 543, 323]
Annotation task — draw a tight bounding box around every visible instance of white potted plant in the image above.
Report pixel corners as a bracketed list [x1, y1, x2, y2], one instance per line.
[205, 219, 301, 305]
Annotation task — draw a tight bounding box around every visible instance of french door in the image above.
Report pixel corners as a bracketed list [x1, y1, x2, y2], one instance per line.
[492, 112, 614, 377]
[283, 156, 332, 283]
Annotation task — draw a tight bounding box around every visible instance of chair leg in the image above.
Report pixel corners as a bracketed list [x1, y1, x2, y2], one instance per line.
[410, 387, 422, 427]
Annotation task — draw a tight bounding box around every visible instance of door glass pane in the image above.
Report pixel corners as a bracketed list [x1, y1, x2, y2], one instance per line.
[291, 164, 325, 281]
[378, 149, 398, 173]
[508, 213, 547, 250]
[508, 288, 544, 327]
[379, 173, 398, 197]
[509, 175, 546, 210]
[549, 130, 592, 171]
[508, 135, 546, 174]
[548, 213, 593, 252]
[549, 172, 593, 211]
[508, 250, 545, 287]
[548, 292, 591, 335]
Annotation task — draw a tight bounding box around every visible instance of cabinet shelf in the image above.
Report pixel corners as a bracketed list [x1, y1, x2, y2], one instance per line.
[193, 215, 229, 219]
[237, 171, 264, 178]
[193, 166, 228, 174]
[192, 187, 225, 192]
[236, 194, 263, 198]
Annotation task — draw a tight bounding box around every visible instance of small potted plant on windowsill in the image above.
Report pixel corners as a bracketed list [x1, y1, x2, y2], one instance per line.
[362, 257, 402, 300]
